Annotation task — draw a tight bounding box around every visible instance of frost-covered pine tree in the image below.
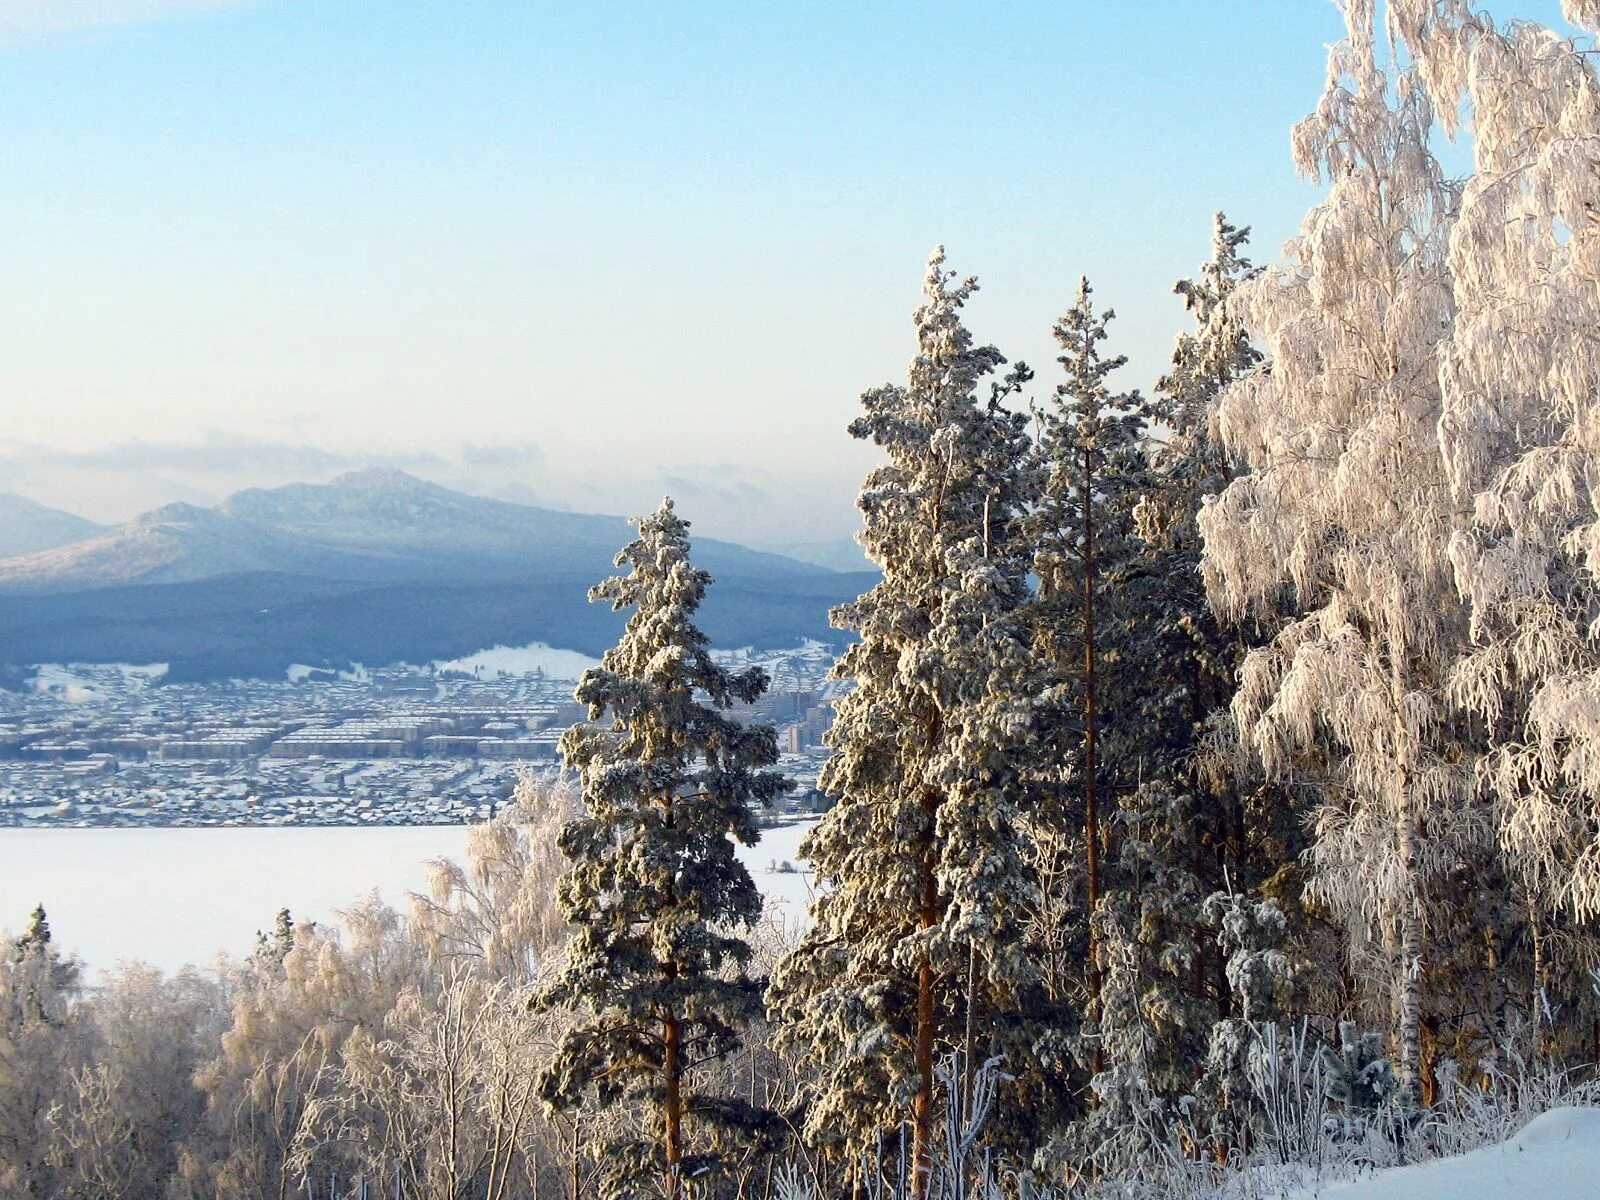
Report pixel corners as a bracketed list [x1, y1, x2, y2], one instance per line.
[1024, 276, 1149, 1090]
[1091, 217, 1267, 1126]
[1384, 1, 1600, 930]
[1138, 213, 1261, 559]
[538, 500, 788, 1200]
[0, 907, 85, 1199]
[768, 249, 1061, 1193]
[1197, 1, 1472, 1109]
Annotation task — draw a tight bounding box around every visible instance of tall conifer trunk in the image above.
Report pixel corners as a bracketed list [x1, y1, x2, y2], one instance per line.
[664, 1007, 683, 1200]
[912, 812, 937, 1200]
[1081, 442, 1103, 1085]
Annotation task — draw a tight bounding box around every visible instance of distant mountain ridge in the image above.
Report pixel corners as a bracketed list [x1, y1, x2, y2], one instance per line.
[769, 538, 873, 574]
[0, 468, 826, 594]
[0, 470, 869, 680]
[0, 492, 105, 559]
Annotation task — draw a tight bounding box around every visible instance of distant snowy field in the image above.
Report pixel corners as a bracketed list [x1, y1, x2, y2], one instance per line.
[0, 818, 818, 975]
[29, 661, 167, 702]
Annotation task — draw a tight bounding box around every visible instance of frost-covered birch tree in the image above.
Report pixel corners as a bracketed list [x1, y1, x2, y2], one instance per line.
[538, 499, 787, 1200]
[768, 249, 1061, 1193]
[1197, 0, 1471, 1109]
[1384, 1, 1600, 934]
[411, 769, 574, 987]
[198, 898, 427, 1199]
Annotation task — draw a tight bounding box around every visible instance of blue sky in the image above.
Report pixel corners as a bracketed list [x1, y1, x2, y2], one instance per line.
[0, 1, 1578, 543]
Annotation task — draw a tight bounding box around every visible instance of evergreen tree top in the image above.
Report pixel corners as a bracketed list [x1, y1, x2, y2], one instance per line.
[1155, 213, 1261, 434]
[585, 497, 765, 712]
[1037, 277, 1145, 463]
[25, 904, 48, 944]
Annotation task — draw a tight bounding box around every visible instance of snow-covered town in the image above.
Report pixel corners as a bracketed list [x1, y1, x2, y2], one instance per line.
[0, 650, 839, 827]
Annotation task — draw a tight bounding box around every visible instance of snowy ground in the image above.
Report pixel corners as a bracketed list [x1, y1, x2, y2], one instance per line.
[29, 662, 169, 702]
[1284, 1107, 1600, 1200]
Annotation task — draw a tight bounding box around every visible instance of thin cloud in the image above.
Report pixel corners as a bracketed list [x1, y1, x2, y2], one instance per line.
[461, 441, 544, 469]
[0, 1, 266, 43]
[0, 432, 443, 477]
[661, 474, 769, 508]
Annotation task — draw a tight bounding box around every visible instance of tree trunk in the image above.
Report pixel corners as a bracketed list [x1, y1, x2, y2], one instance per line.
[1082, 444, 1103, 1086]
[962, 939, 978, 1122]
[665, 1009, 684, 1200]
[911, 780, 939, 1200]
[1392, 657, 1424, 1112]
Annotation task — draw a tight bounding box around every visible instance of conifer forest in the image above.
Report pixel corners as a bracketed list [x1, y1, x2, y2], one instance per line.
[10, 1, 1600, 1197]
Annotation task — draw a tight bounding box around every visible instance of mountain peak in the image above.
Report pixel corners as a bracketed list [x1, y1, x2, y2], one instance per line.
[328, 466, 436, 493]
[219, 469, 462, 528]
[0, 493, 105, 559]
[135, 501, 217, 526]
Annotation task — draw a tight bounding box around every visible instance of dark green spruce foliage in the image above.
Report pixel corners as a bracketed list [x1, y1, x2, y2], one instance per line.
[769, 249, 1064, 1184]
[1023, 277, 1151, 1100]
[1081, 219, 1270, 1157]
[538, 499, 789, 1198]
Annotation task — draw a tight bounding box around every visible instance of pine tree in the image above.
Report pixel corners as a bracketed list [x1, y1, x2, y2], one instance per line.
[538, 499, 788, 1200]
[9, 905, 79, 1027]
[1025, 276, 1149, 1094]
[1197, 2, 1472, 1109]
[1085, 217, 1268, 1146]
[250, 908, 297, 977]
[0, 905, 83, 1197]
[1321, 1022, 1397, 1120]
[768, 248, 1060, 1193]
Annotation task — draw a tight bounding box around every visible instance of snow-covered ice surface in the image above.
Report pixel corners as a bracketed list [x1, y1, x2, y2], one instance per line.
[745, 818, 817, 923]
[1292, 1107, 1600, 1200]
[0, 825, 474, 976]
[0, 818, 818, 975]
[433, 642, 601, 680]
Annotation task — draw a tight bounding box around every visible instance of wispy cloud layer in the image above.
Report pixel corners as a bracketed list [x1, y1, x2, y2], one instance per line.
[0, 433, 848, 545]
[0, 432, 442, 476]
[0, 1, 264, 43]
[661, 473, 769, 508]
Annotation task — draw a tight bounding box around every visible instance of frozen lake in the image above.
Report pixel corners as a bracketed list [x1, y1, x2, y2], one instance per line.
[0, 818, 817, 976]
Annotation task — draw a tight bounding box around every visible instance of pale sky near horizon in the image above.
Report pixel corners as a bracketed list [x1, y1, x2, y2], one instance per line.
[0, 0, 1579, 546]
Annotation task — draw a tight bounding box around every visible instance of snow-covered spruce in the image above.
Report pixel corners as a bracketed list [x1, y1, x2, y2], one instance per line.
[768, 248, 1063, 1193]
[536, 499, 789, 1200]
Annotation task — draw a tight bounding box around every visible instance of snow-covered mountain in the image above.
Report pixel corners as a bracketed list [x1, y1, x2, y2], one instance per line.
[767, 538, 873, 574]
[0, 492, 104, 560]
[0, 468, 826, 593]
[0, 471, 872, 678]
